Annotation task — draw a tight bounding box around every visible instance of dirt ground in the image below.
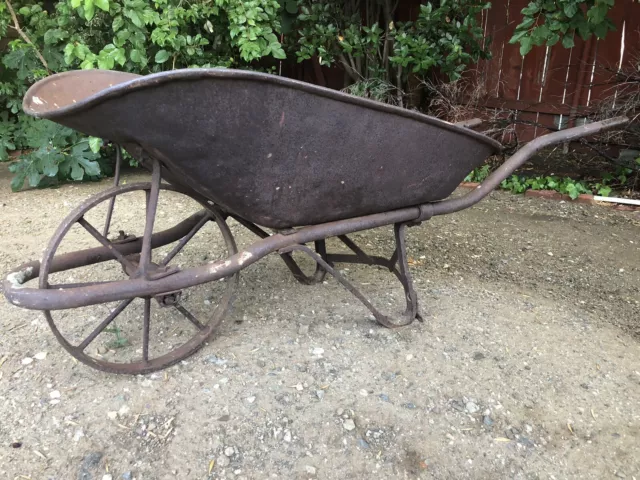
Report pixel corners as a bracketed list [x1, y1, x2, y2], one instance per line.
[0, 164, 638, 480]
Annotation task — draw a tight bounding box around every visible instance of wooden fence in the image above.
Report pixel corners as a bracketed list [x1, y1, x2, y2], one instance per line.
[472, 0, 640, 141]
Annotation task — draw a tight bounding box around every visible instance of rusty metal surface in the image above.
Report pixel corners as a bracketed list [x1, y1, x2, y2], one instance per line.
[23, 68, 501, 229]
[5, 210, 207, 288]
[6, 205, 423, 310]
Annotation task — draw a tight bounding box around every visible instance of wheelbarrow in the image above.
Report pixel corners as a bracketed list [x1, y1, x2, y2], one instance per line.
[3, 68, 628, 374]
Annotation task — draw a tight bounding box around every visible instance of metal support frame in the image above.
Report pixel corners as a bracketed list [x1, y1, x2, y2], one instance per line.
[279, 223, 421, 328]
[234, 214, 422, 328]
[229, 214, 328, 285]
[103, 144, 122, 236]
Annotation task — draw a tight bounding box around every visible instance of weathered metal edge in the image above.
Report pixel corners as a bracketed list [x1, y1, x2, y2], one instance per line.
[23, 68, 503, 153]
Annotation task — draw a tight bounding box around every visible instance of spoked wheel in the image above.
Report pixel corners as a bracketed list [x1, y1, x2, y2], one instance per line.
[39, 179, 238, 374]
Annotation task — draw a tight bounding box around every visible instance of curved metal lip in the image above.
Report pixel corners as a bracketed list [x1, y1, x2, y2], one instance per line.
[23, 68, 503, 152]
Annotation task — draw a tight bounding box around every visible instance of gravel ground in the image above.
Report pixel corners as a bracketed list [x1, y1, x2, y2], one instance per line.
[0, 164, 639, 480]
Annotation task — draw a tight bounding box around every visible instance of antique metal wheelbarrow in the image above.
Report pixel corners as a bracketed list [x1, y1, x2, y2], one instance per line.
[3, 68, 627, 374]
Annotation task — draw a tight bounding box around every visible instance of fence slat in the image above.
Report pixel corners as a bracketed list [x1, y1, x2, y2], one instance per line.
[470, 0, 638, 139]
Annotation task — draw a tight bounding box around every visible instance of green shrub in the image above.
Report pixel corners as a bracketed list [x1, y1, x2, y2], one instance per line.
[510, 0, 616, 55]
[293, 0, 491, 106]
[1, 0, 287, 189]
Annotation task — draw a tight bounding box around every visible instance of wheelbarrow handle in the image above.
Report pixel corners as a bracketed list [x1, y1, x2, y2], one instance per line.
[430, 115, 630, 216]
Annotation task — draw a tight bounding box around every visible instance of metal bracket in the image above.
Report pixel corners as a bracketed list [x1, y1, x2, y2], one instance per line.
[279, 222, 422, 329]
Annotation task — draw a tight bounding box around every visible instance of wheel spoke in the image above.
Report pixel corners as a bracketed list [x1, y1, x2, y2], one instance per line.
[160, 212, 211, 267]
[78, 299, 133, 351]
[175, 304, 205, 330]
[142, 297, 151, 362]
[103, 197, 117, 237]
[77, 217, 137, 273]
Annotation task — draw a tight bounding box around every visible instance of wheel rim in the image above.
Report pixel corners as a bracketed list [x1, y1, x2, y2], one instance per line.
[40, 182, 238, 374]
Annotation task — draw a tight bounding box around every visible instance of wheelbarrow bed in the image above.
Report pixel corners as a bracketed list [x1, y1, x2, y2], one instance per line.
[23, 69, 501, 229]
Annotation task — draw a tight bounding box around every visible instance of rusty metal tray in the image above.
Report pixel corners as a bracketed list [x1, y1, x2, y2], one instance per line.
[24, 69, 501, 228]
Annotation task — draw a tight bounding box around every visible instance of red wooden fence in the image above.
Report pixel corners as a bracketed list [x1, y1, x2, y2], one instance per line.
[473, 0, 640, 141]
[288, 0, 639, 142]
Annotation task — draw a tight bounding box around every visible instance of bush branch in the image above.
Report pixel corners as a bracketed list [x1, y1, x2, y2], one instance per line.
[5, 0, 49, 72]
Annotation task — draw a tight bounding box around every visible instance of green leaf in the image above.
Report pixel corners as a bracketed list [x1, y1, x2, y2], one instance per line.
[564, 3, 578, 17]
[547, 33, 560, 46]
[271, 45, 286, 59]
[78, 157, 101, 177]
[125, 10, 143, 28]
[88, 137, 102, 153]
[70, 161, 84, 181]
[112, 15, 124, 31]
[2, 48, 33, 81]
[64, 142, 102, 181]
[71, 0, 82, 8]
[44, 29, 67, 45]
[285, 0, 298, 14]
[155, 49, 170, 63]
[42, 159, 59, 177]
[28, 167, 41, 187]
[562, 35, 575, 49]
[10, 168, 27, 192]
[565, 183, 579, 199]
[531, 24, 550, 46]
[84, 0, 95, 21]
[519, 37, 533, 56]
[114, 48, 126, 66]
[509, 30, 528, 44]
[521, 2, 540, 16]
[94, 0, 109, 12]
[130, 49, 143, 63]
[594, 21, 611, 39]
[597, 185, 612, 197]
[514, 17, 535, 31]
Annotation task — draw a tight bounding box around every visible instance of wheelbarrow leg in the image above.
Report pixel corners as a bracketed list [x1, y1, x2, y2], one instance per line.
[280, 221, 422, 328]
[393, 222, 423, 324]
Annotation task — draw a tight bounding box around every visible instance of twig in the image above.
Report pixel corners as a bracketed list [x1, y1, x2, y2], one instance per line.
[338, 54, 360, 82]
[396, 65, 403, 107]
[4, 0, 49, 72]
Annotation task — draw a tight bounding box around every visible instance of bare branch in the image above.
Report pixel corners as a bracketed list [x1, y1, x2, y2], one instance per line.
[4, 0, 49, 72]
[339, 54, 360, 82]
